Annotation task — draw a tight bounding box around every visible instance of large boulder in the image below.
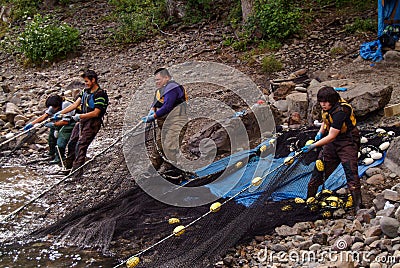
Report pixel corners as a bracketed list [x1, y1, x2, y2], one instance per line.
[286, 92, 308, 119]
[5, 102, 22, 124]
[384, 136, 400, 176]
[306, 79, 393, 124]
[187, 104, 275, 157]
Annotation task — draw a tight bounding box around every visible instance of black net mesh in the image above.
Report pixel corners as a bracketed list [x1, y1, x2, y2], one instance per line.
[30, 125, 400, 267]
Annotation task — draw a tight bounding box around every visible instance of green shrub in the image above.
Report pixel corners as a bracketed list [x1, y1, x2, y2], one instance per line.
[258, 39, 282, 51]
[108, 0, 166, 44]
[261, 55, 283, 74]
[248, 0, 302, 41]
[226, 0, 242, 28]
[330, 46, 346, 57]
[110, 12, 151, 43]
[183, 0, 212, 24]
[0, 0, 41, 21]
[345, 18, 376, 33]
[17, 14, 80, 64]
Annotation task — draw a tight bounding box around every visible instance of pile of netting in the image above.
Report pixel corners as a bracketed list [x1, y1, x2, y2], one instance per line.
[31, 125, 400, 268]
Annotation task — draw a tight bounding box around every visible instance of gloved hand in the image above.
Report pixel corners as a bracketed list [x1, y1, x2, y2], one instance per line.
[141, 115, 155, 123]
[23, 123, 33, 131]
[44, 122, 55, 128]
[73, 114, 81, 122]
[53, 112, 63, 121]
[54, 130, 59, 138]
[301, 143, 316, 153]
[314, 132, 323, 141]
[148, 110, 155, 116]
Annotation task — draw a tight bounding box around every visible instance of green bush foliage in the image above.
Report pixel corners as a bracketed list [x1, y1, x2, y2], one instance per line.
[248, 0, 302, 41]
[0, 0, 41, 21]
[108, 0, 166, 44]
[183, 0, 212, 24]
[345, 18, 376, 33]
[17, 14, 80, 64]
[261, 55, 283, 74]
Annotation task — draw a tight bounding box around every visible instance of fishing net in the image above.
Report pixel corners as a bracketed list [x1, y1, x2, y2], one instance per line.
[30, 125, 400, 267]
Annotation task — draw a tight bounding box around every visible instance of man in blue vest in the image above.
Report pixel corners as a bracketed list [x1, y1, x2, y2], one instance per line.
[142, 68, 188, 174]
[56, 70, 108, 177]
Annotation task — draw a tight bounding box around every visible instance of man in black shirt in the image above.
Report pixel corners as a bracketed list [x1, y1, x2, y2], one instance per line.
[302, 86, 361, 212]
[57, 70, 108, 177]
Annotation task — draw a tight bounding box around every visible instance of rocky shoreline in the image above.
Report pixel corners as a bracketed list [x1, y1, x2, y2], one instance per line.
[1, 1, 400, 267]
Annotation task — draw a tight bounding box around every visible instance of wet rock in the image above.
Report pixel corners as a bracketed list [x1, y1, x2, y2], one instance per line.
[395, 207, 400, 221]
[14, 115, 28, 122]
[309, 243, 321, 251]
[286, 92, 308, 119]
[5, 102, 21, 123]
[367, 174, 385, 185]
[223, 256, 233, 265]
[271, 243, 288, 252]
[373, 193, 386, 211]
[275, 225, 299, 236]
[273, 82, 296, 100]
[380, 216, 400, 238]
[4, 122, 13, 129]
[306, 79, 393, 123]
[376, 207, 395, 217]
[385, 136, 400, 176]
[0, 83, 11, 93]
[365, 226, 382, 238]
[365, 167, 383, 177]
[272, 99, 288, 112]
[383, 50, 400, 62]
[383, 189, 400, 202]
[14, 120, 25, 128]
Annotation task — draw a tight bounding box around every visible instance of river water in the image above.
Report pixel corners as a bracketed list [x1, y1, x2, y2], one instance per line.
[0, 166, 118, 267]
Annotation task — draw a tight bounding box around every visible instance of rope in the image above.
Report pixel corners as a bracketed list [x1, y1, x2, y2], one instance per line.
[0, 121, 143, 224]
[112, 150, 305, 268]
[0, 118, 51, 148]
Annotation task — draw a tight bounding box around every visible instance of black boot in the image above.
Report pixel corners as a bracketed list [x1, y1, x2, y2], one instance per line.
[307, 183, 319, 198]
[351, 190, 363, 213]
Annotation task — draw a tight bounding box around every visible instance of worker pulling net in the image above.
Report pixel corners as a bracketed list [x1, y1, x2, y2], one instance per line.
[30, 123, 398, 267]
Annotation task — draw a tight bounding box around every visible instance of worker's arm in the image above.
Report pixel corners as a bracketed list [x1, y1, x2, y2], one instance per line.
[30, 113, 49, 124]
[54, 120, 69, 127]
[313, 127, 340, 147]
[60, 98, 81, 115]
[79, 108, 101, 120]
[318, 122, 325, 135]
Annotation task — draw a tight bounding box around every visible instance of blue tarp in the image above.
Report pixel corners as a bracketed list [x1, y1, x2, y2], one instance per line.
[360, 0, 400, 62]
[378, 0, 400, 37]
[199, 145, 385, 207]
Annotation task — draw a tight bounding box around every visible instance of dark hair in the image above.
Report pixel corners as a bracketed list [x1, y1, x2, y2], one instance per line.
[81, 69, 98, 83]
[45, 95, 63, 108]
[317, 86, 340, 105]
[154, 67, 171, 78]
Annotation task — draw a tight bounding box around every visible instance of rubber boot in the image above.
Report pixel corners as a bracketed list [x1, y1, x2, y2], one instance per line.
[351, 190, 363, 213]
[307, 183, 319, 198]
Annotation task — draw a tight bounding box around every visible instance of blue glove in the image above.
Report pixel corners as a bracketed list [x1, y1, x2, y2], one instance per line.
[23, 123, 33, 131]
[141, 115, 155, 123]
[148, 110, 155, 116]
[334, 87, 347, 92]
[301, 143, 316, 153]
[73, 114, 81, 122]
[53, 112, 63, 121]
[44, 122, 55, 128]
[314, 132, 323, 141]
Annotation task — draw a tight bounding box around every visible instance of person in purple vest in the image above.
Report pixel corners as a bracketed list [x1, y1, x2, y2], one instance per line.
[142, 68, 188, 174]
